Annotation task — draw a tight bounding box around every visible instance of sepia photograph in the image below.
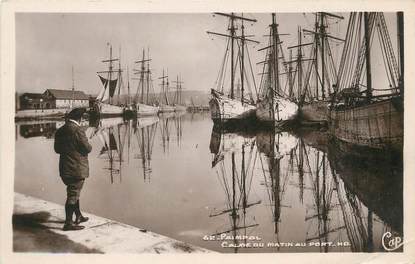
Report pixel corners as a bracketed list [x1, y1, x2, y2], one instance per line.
[1, 0, 414, 263]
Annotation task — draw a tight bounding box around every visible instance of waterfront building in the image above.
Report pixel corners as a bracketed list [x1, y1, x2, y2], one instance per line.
[43, 89, 89, 109]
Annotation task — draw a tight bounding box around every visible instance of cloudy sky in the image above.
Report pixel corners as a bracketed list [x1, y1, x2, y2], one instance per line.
[15, 12, 398, 96]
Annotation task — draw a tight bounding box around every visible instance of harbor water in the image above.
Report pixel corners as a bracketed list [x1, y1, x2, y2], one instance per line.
[14, 112, 403, 253]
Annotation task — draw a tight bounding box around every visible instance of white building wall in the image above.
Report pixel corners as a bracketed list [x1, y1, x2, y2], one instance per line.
[56, 99, 89, 108]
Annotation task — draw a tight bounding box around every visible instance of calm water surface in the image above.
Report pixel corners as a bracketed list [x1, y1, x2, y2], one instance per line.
[15, 112, 403, 253]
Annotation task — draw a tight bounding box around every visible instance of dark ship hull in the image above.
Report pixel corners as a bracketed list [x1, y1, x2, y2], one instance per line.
[329, 97, 403, 152]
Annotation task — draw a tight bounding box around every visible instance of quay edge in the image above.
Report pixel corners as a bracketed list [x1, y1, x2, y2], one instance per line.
[13, 193, 215, 254]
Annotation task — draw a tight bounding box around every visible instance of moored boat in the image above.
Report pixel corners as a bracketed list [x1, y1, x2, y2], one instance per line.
[172, 75, 187, 112]
[207, 13, 259, 125]
[209, 89, 256, 123]
[297, 13, 344, 126]
[256, 13, 298, 128]
[90, 45, 125, 119]
[158, 69, 175, 113]
[132, 48, 159, 116]
[329, 12, 403, 152]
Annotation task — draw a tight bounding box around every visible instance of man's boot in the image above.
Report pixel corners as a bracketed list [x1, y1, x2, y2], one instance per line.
[74, 200, 89, 225]
[63, 203, 85, 231]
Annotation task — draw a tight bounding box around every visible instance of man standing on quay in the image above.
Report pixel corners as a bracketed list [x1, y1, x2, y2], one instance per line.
[54, 108, 92, 231]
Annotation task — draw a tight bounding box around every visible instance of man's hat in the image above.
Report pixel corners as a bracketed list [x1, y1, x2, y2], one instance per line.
[66, 108, 87, 120]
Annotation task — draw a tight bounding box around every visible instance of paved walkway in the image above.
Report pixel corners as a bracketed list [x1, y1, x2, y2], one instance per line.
[13, 193, 213, 253]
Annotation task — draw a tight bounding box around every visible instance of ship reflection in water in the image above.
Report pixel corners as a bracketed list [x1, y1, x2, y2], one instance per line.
[209, 125, 402, 253]
[14, 113, 402, 253]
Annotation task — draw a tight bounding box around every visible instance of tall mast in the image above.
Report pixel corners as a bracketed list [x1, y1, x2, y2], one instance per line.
[230, 13, 235, 99]
[162, 69, 165, 104]
[109, 46, 113, 104]
[147, 48, 150, 104]
[166, 69, 169, 105]
[364, 12, 372, 101]
[207, 13, 258, 100]
[71, 65, 75, 108]
[320, 13, 326, 99]
[300, 12, 343, 102]
[134, 48, 151, 104]
[272, 13, 280, 95]
[272, 13, 281, 120]
[297, 27, 303, 102]
[127, 65, 130, 105]
[288, 50, 293, 99]
[240, 16, 245, 103]
[118, 47, 122, 99]
[141, 49, 145, 104]
[158, 69, 169, 105]
[314, 16, 319, 99]
[397, 12, 404, 95]
[179, 74, 182, 105]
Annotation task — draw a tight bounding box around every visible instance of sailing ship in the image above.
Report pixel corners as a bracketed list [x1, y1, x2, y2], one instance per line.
[330, 12, 403, 151]
[132, 49, 160, 116]
[158, 69, 175, 113]
[90, 45, 126, 119]
[207, 13, 259, 125]
[172, 75, 187, 112]
[297, 12, 345, 126]
[256, 13, 298, 128]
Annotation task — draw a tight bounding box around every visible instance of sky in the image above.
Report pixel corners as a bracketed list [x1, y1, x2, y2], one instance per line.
[15, 12, 398, 96]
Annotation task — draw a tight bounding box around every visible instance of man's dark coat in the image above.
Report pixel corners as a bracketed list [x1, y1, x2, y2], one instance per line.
[54, 121, 92, 179]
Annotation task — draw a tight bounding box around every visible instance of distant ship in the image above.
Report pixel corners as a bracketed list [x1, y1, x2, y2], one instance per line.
[158, 69, 175, 113]
[132, 49, 159, 116]
[172, 75, 187, 112]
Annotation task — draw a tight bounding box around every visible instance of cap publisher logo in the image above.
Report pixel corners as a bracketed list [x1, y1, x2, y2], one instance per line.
[382, 232, 403, 251]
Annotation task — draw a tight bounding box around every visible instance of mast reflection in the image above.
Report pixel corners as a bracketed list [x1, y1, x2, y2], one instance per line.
[209, 126, 261, 253]
[134, 116, 159, 182]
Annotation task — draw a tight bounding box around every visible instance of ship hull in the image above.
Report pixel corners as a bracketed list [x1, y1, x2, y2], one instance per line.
[174, 105, 187, 112]
[90, 102, 125, 119]
[209, 90, 256, 124]
[159, 104, 175, 113]
[329, 97, 403, 151]
[299, 101, 329, 126]
[256, 96, 298, 128]
[136, 103, 159, 116]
